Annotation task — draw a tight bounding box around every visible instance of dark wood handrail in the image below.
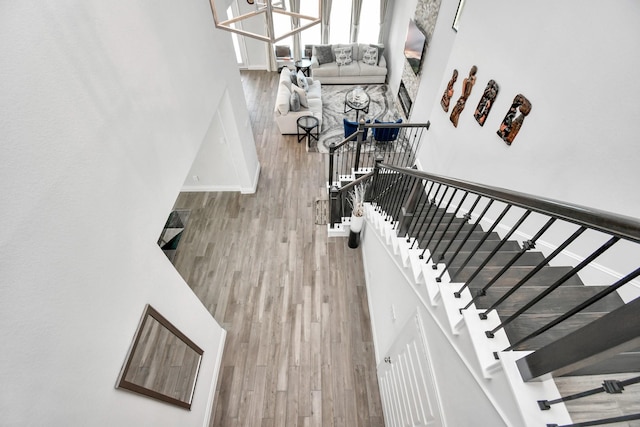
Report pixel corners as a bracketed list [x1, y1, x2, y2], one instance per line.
[330, 133, 358, 151]
[336, 171, 374, 193]
[329, 121, 431, 151]
[378, 163, 640, 243]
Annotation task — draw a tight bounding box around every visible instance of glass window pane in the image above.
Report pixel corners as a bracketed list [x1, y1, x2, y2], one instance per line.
[329, 0, 351, 44]
[300, 0, 321, 55]
[227, 6, 243, 64]
[357, 0, 381, 44]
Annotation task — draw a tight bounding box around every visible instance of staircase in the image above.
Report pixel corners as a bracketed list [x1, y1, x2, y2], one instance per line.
[405, 201, 628, 359]
[336, 162, 640, 426]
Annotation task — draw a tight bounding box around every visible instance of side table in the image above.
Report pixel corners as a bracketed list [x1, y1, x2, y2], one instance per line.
[297, 116, 320, 149]
[344, 87, 370, 122]
[295, 59, 312, 77]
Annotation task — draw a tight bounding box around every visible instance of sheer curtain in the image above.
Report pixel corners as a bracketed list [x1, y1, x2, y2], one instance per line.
[321, 0, 332, 43]
[379, 0, 389, 43]
[350, 0, 363, 43]
[289, 0, 301, 60]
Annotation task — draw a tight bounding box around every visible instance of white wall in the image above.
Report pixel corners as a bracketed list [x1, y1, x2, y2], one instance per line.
[417, 0, 640, 220]
[362, 224, 516, 426]
[183, 90, 260, 193]
[0, 0, 257, 424]
[386, 0, 640, 299]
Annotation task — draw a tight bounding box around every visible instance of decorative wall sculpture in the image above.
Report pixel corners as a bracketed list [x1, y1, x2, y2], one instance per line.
[474, 80, 499, 126]
[497, 94, 532, 145]
[440, 69, 458, 112]
[450, 65, 477, 127]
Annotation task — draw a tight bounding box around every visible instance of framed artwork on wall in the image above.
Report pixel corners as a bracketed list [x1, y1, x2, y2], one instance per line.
[116, 305, 204, 410]
[474, 80, 499, 126]
[450, 65, 477, 127]
[497, 94, 532, 145]
[452, 0, 466, 32]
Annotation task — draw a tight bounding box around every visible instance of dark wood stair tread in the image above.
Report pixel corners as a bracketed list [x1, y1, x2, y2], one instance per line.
[427, 241, 522, 259]
[564, 352, 640, 375]
[450, 265, 586, 288]
[376, 200, 633, 377]
[416, 231, 501, 249]
[472, 285, 624, 315]
[427, 240, 520, 263]
[446, 251, 547, 271]
[501, 312, 611, 350]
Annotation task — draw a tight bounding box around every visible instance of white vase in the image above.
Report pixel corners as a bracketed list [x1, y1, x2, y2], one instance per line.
[350, 215, 364, 233]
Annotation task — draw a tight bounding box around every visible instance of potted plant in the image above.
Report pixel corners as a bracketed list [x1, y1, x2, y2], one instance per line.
[348, 183, 367, 248]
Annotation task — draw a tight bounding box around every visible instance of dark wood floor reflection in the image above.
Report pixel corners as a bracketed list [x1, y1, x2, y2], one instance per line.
[172, 70, 384, 427]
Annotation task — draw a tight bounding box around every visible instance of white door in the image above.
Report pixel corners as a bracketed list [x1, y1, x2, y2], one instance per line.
[378, 313, 443, 427]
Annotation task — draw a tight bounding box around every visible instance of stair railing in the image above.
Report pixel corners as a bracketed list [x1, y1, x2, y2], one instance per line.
[538, 375, 640, 427]
[367, 162, 640, 383]
[328, 120, 429, 189]
[329, 171, 375, 228]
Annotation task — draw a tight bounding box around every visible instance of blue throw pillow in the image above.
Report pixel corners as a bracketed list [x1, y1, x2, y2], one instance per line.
[373, 118, 402, 142]
[343, 118, 370, 139]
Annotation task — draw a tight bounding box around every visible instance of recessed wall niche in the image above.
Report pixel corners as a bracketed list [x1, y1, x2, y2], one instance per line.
[396, 0, 442, 119]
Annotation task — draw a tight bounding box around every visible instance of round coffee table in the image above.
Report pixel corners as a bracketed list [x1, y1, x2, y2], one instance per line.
[297, 116, 320, 149]
[344, 87, 370, 121]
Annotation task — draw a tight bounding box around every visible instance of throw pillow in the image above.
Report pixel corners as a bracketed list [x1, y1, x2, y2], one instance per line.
[297, 70, 309, 92]
[289, 71, 298, 85]
[315, 45, 334, 65]
[291, 84, 308, 108]
[335, 47, 353, 66]
[362, 47, 378, 66]
[290, 91, 301, 112]
[370, 44, 385, 65]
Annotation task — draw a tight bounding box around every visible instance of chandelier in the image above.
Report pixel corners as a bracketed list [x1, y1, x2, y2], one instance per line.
[210, 0, 322, 44]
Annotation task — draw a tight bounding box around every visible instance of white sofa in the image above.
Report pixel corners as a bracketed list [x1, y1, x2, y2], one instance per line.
[310, 43, 387, 84]
[274, 67, 323, 135]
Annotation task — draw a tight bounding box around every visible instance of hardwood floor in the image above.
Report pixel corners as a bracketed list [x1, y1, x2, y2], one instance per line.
[171, 70, 384, 426]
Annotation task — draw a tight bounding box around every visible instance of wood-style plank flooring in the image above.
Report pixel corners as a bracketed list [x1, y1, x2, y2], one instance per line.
[171, 70, 384, 427]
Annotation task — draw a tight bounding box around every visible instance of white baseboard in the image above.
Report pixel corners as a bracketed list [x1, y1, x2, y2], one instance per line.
[203, 329, 226, 427]
[241, 162, 261, 194]
[181, 184, 241, 192]
[182, 163, 261, 194]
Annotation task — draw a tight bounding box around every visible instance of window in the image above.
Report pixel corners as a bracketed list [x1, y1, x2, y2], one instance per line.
[300, 0, 320, 54]
[329, 0, 351, 44]
[357, 0, 381, 44]
[272, 11, 293, 56]
[268, 0, 382, 56]
[227, 5, 246, 65]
